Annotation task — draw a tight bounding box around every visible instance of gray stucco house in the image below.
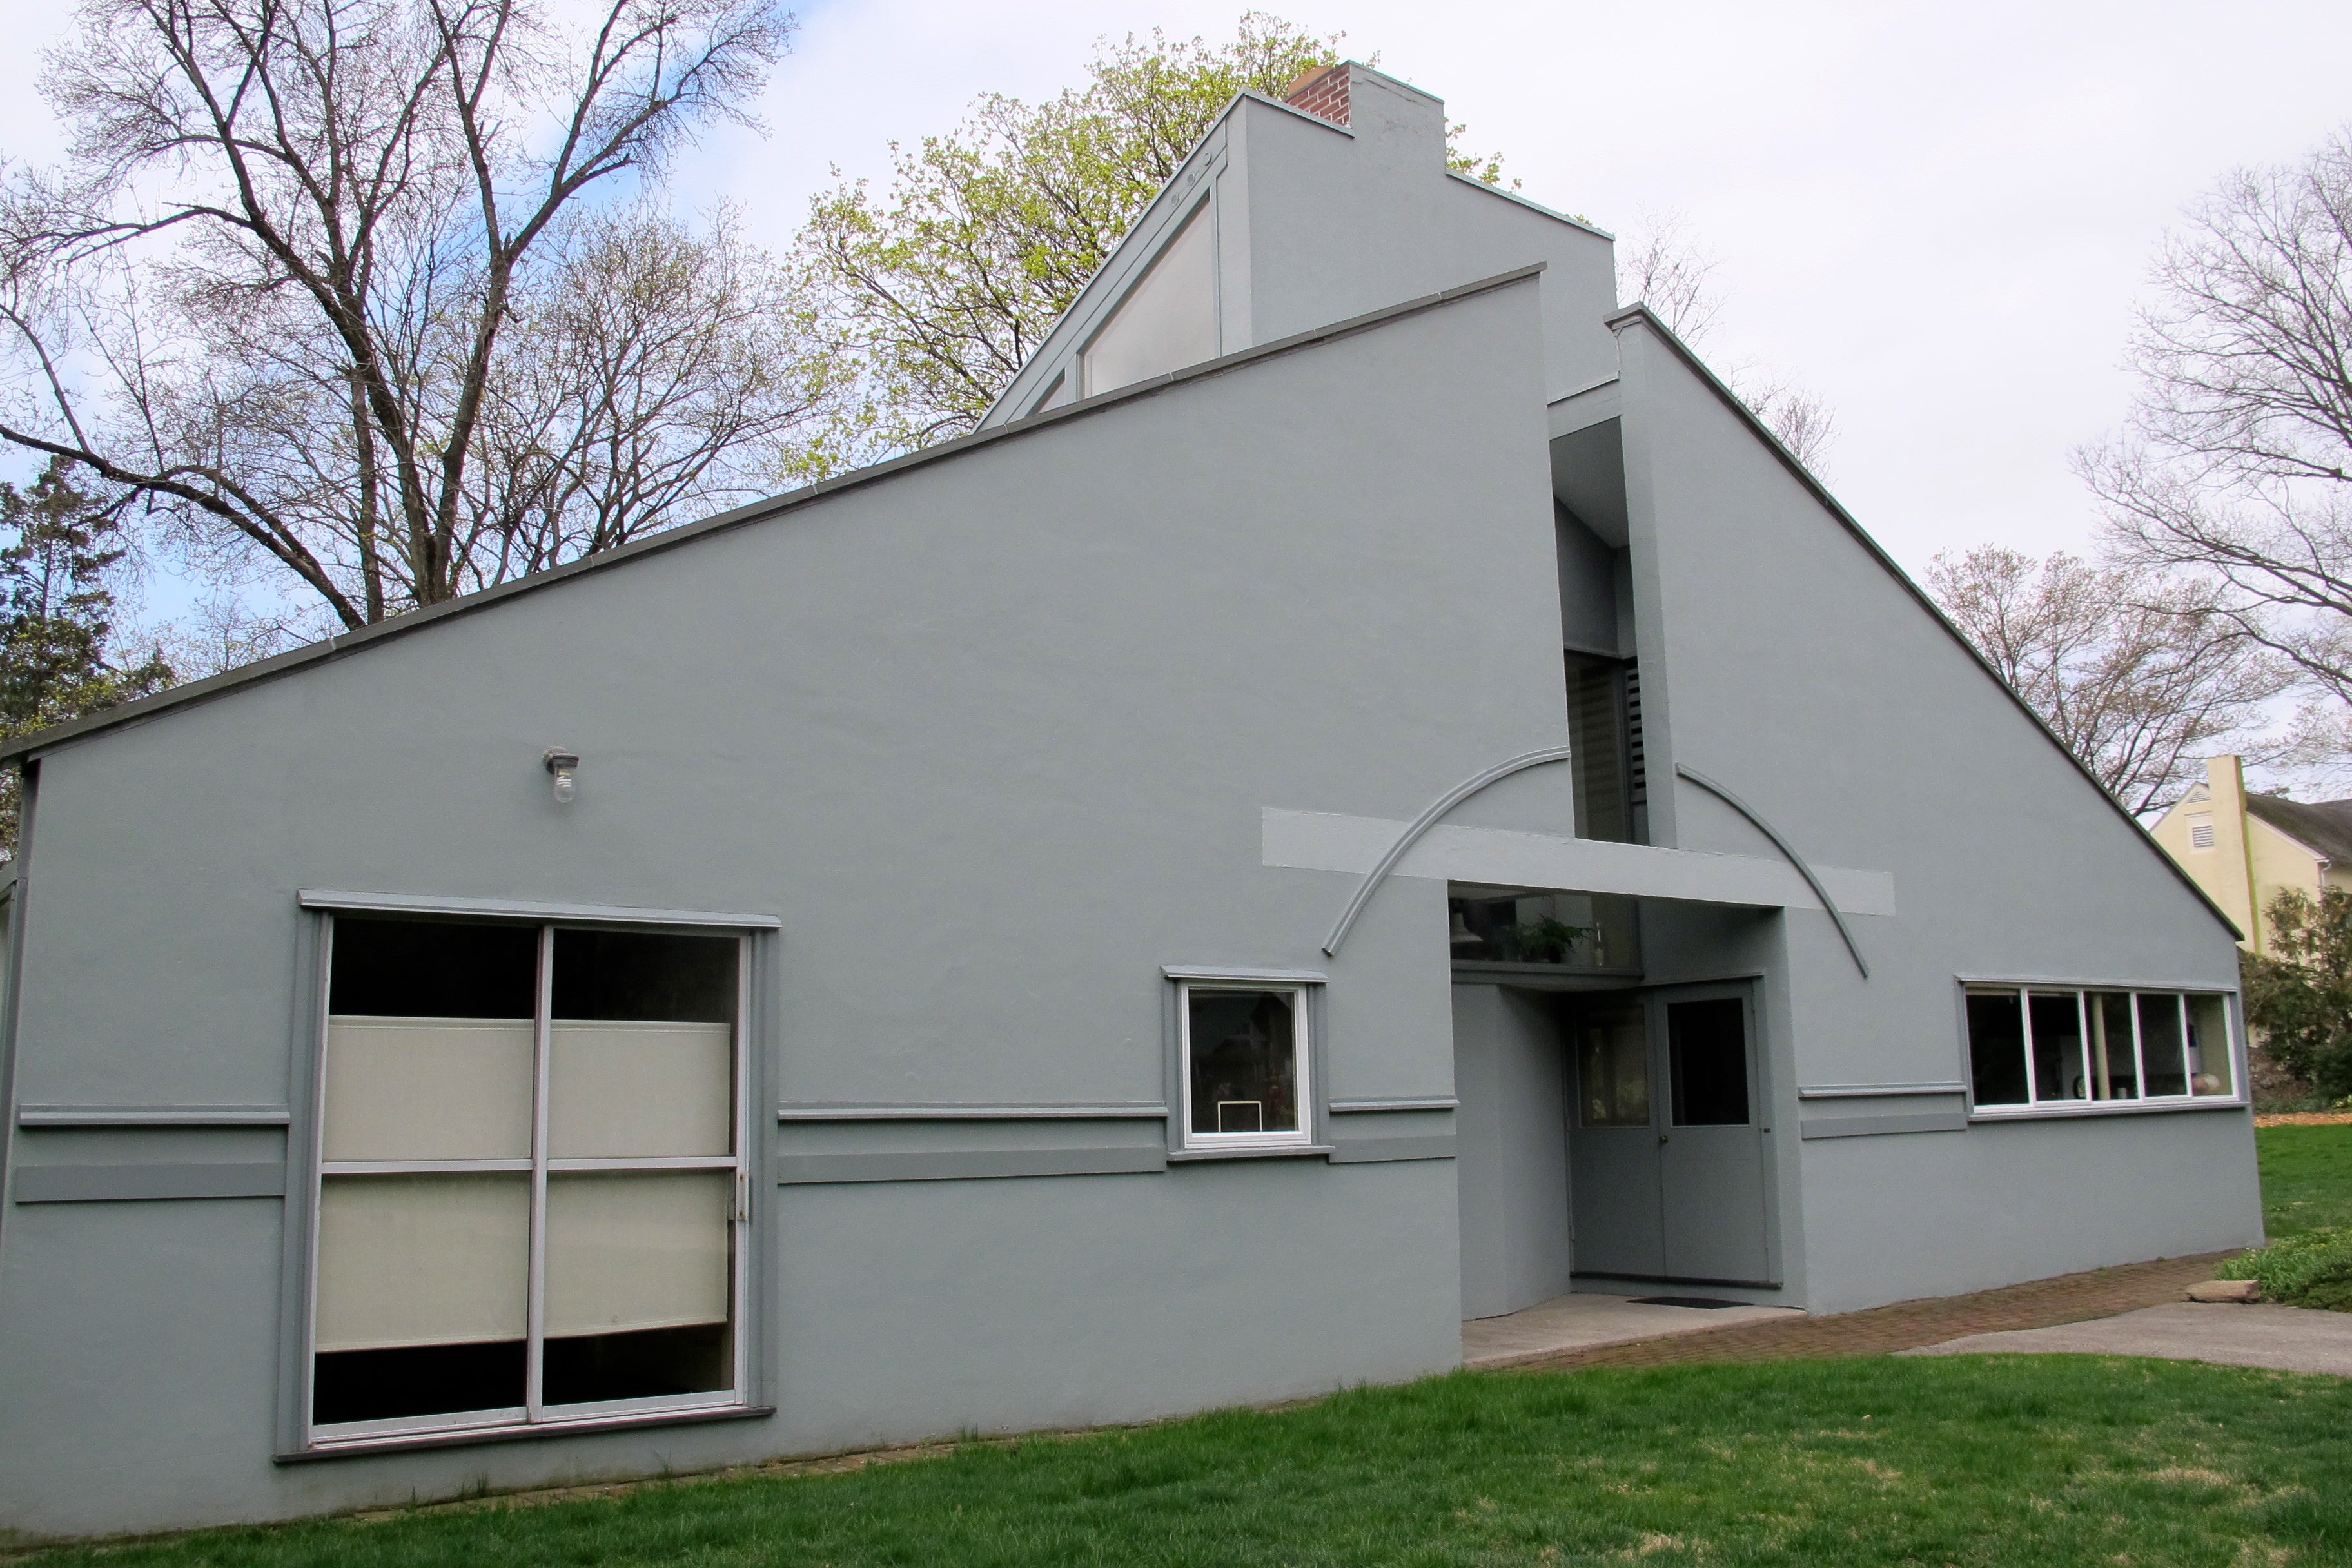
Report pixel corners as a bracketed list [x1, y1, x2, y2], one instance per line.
[0, 62, 2260, 1540]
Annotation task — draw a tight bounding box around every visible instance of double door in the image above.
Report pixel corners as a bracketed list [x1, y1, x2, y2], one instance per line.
[1567, 985, 1773, 1286]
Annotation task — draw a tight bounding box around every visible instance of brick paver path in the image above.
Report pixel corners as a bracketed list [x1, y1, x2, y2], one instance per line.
[1510, 1251, 2236, 1373]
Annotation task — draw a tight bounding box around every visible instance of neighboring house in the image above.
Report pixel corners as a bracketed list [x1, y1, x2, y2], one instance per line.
[0, 63, 2259, 1540]
[2151, 754, 2352, 954]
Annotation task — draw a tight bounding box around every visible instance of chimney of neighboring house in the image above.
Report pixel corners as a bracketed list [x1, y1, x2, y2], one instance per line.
[2206, 754, 2263, 954]
[1284, 62, 1351, 126]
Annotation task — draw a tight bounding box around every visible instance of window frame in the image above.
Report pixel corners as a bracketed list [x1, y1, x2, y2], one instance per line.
[1077, 187, 1221, 399]
[1162, 966, 1326, 1158]
[290, 903, 766, 1456]
[1956, 977, 2246, 1119]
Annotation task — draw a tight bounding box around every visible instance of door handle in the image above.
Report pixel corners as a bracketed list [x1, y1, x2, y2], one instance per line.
[1658, 1133, 1669, 1144]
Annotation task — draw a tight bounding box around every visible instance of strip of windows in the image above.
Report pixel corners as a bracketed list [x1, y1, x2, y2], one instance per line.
[306, 916, 749, 1447]
[1963, 985, 2237, 1115]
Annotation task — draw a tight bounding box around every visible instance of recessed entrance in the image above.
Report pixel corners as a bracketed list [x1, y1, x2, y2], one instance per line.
[1567, 985, 1773, 1286]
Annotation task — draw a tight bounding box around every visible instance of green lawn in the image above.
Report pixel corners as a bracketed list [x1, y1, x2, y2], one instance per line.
[2257, 1122, 2352, 1239]
[21, 1357, 2352, 1568]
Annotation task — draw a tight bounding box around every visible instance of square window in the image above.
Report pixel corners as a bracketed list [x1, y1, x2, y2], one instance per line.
[310, 916, 746, 1443]
[1179, 985, 1311, 1149]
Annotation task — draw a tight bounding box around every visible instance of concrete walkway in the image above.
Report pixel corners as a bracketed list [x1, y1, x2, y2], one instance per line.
[1463, 1292, 1801, 1369]
[1498, 1252, 2233, 1373]
[1903, 1301, 2352, 1376]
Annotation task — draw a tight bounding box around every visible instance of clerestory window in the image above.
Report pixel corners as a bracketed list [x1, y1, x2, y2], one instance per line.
[1081, 204, 1217, 397]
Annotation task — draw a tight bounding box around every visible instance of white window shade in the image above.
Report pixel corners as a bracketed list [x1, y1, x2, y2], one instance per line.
[549, 1021, 732, 1158]
[545, 1171, 732, 1338]
[314, 1174, 529, 1352]
[1081, 206, 1217, 397]
[324, 1017, 533, 1161]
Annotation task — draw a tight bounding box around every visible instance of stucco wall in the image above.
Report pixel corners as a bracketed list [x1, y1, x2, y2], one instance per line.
[0, 279, 1559, 1538]
[1612, 318, 2262, 1313]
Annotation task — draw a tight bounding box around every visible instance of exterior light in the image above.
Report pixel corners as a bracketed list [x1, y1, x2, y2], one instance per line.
[543, 748, 580, 805]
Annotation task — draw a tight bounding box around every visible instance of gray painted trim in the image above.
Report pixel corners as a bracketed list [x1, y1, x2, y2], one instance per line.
[1165, 1144, 1337, 1163]
[298, 888, 783, 929]
[1953, 972, 2239, 992]
[5, 267, 1547, 769]
[1161, 964, 1328, 984]
[1676, 764, 1870, 979]
[1968, 1099, 2250, 1124]
[1547, 377, 1622, 438]
[17, 1104, 291, 1127]
[1797, 1083, 1966, 1100]
[0, 763, 32, 1242]
[1328, 1096, 1458, 1113]
[774, 1148, 1167, 1184]
[1607, 304, 2246, 944]
[279, 1403, 776, 1464]
[1799, 1113, 1968, 1141]
[1328, 1135, 1457, 1163]
[1321, 745, 1576, 956]
[775, 1103, 1168, 1122]
[13, 1161, 287, 1202]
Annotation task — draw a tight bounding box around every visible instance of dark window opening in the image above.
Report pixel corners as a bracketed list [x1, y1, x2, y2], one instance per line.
[1450, 889, 1639, 971]
[1966, 992, 2029, 1106]
[313, 1340, 525, 1427]
[1565, 652, 1638, 844]
[1186, 990, 1300, 1137]
[544, 1324, 733, 1407]
[553, 929, 738, 1023]
[329, 918, 536, 1017]
[1668, 999, 1749, 1126]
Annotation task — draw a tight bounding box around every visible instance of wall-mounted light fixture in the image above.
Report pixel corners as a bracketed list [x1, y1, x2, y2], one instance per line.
[543, 748, 580, 805]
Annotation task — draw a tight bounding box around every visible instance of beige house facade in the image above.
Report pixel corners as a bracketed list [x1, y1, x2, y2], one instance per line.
[2151, 756, 2352, 953]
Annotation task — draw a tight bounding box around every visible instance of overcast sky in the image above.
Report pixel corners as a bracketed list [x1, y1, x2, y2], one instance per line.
[3, 0, 2350, 598]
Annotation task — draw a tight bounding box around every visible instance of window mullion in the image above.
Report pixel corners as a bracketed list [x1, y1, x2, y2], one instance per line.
[2130, 992, 2147, 1098]
[525, 924, 554, 1422]
[2018, 987, 2037, 1105]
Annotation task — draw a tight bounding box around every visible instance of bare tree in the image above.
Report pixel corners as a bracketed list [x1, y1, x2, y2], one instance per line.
[0, 0, 813, 632]
[1926, 545, 2292, 815]
[2085, 125, 2352, 720]
[1615, 210, 1837, 473]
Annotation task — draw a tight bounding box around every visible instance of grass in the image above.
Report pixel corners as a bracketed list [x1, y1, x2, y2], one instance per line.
[2255, 1122, 2352, 1239]
[15, 1357, 2352, 1568]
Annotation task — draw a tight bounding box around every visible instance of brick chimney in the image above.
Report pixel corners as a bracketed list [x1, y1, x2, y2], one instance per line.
[1284, 62, 1350, 126]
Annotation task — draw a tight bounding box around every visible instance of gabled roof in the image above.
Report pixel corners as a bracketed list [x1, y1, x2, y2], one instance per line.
[1604, 303, 2246, 944]
[2247, 793, 2352, 867]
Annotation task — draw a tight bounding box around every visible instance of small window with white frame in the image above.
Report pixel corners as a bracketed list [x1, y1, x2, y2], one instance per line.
[1177, 981, 1312, 1150]
[307, 915, 748, 1447]
[1963, 983, 2237, 1114]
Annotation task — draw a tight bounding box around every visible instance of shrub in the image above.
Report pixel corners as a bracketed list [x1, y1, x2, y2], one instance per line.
[2215, 1226, 2352, 1311]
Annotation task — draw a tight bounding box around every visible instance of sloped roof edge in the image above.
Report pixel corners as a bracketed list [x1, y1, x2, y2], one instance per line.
[1604, 303, 2246, 944]
[2246, 792, 2352, 867]
[3, 264, 1548, 770]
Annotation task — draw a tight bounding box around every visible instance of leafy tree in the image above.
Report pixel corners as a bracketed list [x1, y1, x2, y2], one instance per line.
[0, 0, 818, 632]
[800, 14, 1514, 457]
[2243, 885, 2352, 1098]
[0, 464, 175, 852]
[1926, 545, 2292, 814]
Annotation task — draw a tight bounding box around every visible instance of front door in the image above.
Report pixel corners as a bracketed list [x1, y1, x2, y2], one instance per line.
[1569, 986, 1772, 1286]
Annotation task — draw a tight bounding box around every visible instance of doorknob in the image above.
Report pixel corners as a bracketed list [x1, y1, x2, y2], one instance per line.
[1658, 1133, 1669, 1144]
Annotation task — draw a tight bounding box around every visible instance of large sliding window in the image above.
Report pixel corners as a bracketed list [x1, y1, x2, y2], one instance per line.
[1963, 984, 2236, 1115]
[309, 916, 747, 1444]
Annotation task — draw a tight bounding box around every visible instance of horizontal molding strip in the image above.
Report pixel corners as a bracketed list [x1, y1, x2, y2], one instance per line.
[1161, 965, 1328, 984]
[1329, 1135, 1456, 1164]
[1799, 1113, 1968, 1141]
[776, 1102, 1168, 1122]
[776, 1148, 1166, 1184]
[1328, 1097, 1458, 1113]
[1796, 1083, 1966, 1100]
[299, 889, 782, 929]
[14, 1161, 288, 1203]
[17, 1104, 292, 1127]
